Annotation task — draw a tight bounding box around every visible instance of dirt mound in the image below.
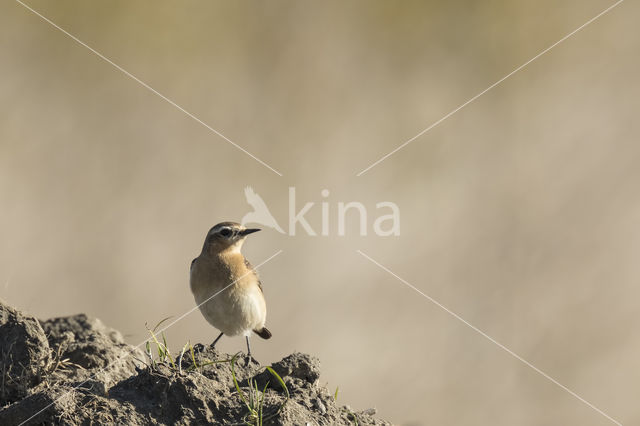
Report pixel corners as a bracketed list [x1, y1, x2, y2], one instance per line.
[0, 300, 390, 425]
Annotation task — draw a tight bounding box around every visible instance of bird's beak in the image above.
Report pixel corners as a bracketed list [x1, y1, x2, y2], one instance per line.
[240, 228, 261, 236]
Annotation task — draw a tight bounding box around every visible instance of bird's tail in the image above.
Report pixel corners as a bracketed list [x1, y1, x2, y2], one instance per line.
[253, 327, 272, 340]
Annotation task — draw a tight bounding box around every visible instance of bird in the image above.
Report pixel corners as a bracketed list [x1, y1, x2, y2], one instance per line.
[190, 221, 272, 362]
[241, 186, 285, 234]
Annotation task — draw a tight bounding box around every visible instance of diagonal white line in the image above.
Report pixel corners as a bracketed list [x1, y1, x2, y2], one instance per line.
[18, 249, 283, 426]
[15, 0, 283, 177]
[356, 0, 624, 176]
[356, 249, 622, 425]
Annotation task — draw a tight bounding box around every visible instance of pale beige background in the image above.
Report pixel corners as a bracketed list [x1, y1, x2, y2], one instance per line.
[1, 1, 638, 425]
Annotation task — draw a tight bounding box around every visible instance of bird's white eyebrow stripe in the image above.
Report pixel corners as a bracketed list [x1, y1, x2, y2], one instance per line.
[211, 225, 229, 233]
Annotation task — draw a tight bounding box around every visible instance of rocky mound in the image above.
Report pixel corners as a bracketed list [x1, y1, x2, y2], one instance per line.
[0, 300, 390, 425]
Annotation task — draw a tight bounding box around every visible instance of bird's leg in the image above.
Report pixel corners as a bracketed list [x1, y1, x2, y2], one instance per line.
[211, 332, 224, 348]
[245, 336, 256, 365]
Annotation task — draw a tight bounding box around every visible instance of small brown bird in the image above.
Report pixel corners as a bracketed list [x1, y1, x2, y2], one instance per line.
[190, 222, 271, 360]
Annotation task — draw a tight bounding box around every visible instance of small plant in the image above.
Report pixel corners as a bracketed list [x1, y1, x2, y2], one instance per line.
[242, 376, 269, 426]
[177, 342, 190, 373]
[144, 317, 176, 370]
[143, 320, 290, 425]
[346, 409, 359, 426]
[230, 354, 290, 426]
[48, 343, 84, 374]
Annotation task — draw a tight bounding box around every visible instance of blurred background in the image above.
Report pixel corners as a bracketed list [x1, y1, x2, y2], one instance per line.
[1, 1, 638, 424]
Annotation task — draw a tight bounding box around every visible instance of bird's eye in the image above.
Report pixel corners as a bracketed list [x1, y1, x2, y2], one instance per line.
[219, 228, 232, 238]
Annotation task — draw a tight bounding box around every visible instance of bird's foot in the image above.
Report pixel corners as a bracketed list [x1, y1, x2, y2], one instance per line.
[244, 353, 259, 366]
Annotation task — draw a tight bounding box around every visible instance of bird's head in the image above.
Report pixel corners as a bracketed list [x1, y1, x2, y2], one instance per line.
[203, 221, 260, 255]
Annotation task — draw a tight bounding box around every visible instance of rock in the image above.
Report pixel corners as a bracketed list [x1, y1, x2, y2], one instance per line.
[252, 352, 321, 394]
[315, 397, 327, 414]
[109, 364, 231, 424]
[0, 385, 81, 425]
[40, 313, 145, 388]
[0, 300, 51, 406]
[0, 301, 392, 425]
[271, 352, 321, 384]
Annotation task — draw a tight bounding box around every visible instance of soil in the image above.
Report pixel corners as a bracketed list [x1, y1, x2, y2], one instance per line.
[0, 300, 391, 425]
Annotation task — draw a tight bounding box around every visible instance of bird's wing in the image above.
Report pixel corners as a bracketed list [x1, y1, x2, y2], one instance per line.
[244, 186, 270, 212]
[244, 258, 263, 293]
